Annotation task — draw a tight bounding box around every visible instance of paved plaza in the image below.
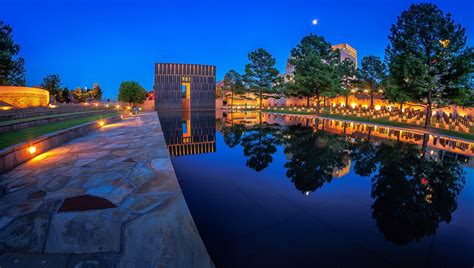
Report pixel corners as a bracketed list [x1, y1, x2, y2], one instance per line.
[0, 113, 213, 267]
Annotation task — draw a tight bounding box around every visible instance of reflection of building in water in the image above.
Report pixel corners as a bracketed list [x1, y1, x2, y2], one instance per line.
[158, 111, 216, 156]
[332, 159, 351, 178]
[262, 113, 474, 159]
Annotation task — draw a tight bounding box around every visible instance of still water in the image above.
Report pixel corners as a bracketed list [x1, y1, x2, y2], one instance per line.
[158, 110, 473, 268]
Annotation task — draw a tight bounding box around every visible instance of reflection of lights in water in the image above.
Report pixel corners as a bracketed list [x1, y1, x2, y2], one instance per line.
[305, 191, 310, 196]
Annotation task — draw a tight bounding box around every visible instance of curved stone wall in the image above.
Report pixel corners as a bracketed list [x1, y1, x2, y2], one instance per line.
[0, 86, 49, 108]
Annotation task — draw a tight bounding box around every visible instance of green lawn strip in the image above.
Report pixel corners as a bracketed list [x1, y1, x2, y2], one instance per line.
[262, 109, 474, 141]
[0, 112, 118, 149]
[0, 109, 112, 126]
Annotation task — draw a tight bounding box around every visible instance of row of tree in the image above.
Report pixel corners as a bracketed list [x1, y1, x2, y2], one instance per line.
[223, 3, 473, 128]
[40, 74, 103, 103]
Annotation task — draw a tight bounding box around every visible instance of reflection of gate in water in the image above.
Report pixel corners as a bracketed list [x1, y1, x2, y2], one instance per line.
[158, 110, 216, 156]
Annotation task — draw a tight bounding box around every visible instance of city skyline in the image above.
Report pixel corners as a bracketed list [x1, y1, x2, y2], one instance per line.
[2, 0, 473, 99]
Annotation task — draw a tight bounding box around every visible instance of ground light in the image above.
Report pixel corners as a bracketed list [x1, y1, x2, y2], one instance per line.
[98, 120, 105, 127]
[28, 146, 37, 154]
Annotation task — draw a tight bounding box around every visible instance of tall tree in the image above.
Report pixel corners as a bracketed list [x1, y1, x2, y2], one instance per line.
[290, 34, 341, 113]
[90, 83, 103, 101]
[386, 3, 474, 127]
[41, 74, 62, 103]
[337, 59, 357, 107]
[58, 87, 71, 103]
[0, 20, 26, 86]
[118, 81, 147, 106]
[243, 48, 279, 110]
[223, 69, 244, 109]
[358, 56, 387, 110]
[72, 87, 85, 103]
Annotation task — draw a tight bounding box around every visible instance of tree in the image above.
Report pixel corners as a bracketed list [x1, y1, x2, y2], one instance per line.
[290, 34, 341, 113]
[59, 87, 71, 103]
[118, 81, 147, 106]
[89, 83, 103, 101]
[223, 69, 245, 109]
[358, 56, 387, 110]
[243, 48, 279, 110]
[385, 3, 474, 127]
[0, 20, 26, 86]
[72, 87, 85, 102]
[337, 59, 357, 107]
[41, 74, 62, 103]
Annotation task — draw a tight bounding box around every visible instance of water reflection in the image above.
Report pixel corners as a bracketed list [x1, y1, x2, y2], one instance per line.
[161, 110, 471, 249]
[353, 141, 466, 244]
[158, 110, 216, 156]
[282, 125, 350, 193]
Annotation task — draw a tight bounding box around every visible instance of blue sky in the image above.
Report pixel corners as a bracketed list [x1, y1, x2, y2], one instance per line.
[1, 0, 473, 99]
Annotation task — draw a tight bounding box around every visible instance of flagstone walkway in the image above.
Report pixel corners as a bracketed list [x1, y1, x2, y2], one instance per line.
[0, 112, 213, 267]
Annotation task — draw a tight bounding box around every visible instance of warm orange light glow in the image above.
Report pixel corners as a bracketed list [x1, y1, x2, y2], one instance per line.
[28, 146, 37, 154]
[94, 103, 99, 107]
[48, 104, 57, 108]
[375, 105, 381, 111]
[0, 86, 49, 108]
[98, 121, 105, 127]
[1, 106, 12, 110]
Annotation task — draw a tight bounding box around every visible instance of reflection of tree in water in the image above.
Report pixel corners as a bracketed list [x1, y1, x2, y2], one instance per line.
[240, 121, 280, 172]
[222, 123, 246, 148]
[283, 125, 349, 194]
[352, 141, 466, 245]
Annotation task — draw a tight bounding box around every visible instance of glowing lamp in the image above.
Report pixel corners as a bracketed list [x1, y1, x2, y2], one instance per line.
[28, 146, 37, 154]
[98, 120, 105, 127]
[375, 105, 381, 111]
[48, 104, 57, 108]
[94, 103, 99, 107]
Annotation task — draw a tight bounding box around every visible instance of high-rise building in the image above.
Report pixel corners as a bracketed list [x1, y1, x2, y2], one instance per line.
[154, 63, 216, 110]
[331, 43, 357, 68]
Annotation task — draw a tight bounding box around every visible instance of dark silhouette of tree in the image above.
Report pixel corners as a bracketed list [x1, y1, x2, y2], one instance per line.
[352, 140, 466, 244]
[222, 123, 246, 148]
[240, 121, 279, 172]
[0, 20, 26, 86]
[283, 126, 349, 193]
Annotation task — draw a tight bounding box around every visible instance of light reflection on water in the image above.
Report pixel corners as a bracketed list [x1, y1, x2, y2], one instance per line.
[158, 110, 473, 268]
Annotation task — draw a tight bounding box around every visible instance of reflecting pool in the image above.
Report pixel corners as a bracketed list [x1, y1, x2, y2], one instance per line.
[158, 110, 473, 268]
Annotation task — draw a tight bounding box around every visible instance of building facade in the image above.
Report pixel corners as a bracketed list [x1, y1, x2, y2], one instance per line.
[154, 63, 216, 110]
[331, 43, 357, 68]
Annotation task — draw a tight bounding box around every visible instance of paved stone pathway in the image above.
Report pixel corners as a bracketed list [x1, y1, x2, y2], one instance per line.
[0, 112, 213, 267]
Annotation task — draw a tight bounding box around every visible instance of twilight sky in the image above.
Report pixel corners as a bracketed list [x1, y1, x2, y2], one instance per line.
[1, 0, 473, 99]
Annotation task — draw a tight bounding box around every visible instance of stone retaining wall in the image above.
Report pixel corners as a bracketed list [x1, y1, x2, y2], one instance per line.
[0, 115, 121, 173]
[0, 110, 114, 134]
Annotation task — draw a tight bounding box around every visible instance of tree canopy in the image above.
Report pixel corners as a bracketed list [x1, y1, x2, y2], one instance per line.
[0, 20, 26, 86]
[243, 48, 279, 110]
[358, 56, 387, 109]
[385, 3, 474, 127]
[118, 81, 147, 106]
[41, 74, 62, 102]
[290, 34, 341, 112]
[223, 69, 245, 108]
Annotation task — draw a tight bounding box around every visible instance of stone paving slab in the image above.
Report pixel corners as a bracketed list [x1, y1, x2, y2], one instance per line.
[0, 112, 214, 267]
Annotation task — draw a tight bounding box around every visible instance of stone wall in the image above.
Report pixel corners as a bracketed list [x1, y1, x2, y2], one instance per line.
[0, 86, 49, 108]
[0, 115, 121, 173]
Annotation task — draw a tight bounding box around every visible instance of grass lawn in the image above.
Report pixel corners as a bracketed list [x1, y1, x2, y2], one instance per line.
[0, 110, 111, 126]
[262, 108, 474, 141]
[0, 112, 118, 149]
